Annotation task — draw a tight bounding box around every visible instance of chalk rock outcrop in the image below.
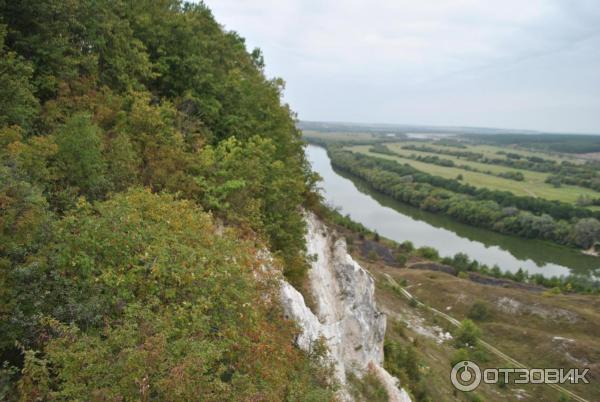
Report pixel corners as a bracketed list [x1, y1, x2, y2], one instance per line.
[280, 212, 411, 402]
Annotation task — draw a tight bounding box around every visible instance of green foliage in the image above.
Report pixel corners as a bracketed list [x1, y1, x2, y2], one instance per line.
[0, 167, 54, 351]
[467, 392, 484, 402]
[417, 247, 439, 260]
[347, 371, 389, 402]
[55, 113, 108, 200]
[559, 392, 571, 402]
[454, 319, 482, 348]
[467, 301, 491, 321]
[572, 218, 600, 249]
[384, 340, 431, 402]
[0, 26, 39, 130]
[400, 240, 415, 252]
[0, 0, 329, 396]
[450, 348, 470, 367]
[197, 136, 309, 283]
[0, 361, 18, 400]
[395, 254, 408, 266]
[13, 190, 334, 400]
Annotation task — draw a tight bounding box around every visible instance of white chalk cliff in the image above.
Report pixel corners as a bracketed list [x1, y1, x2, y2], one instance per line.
[280, 212, 411, 402]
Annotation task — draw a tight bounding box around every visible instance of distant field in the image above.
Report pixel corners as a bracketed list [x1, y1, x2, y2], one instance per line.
[302, 130, 402, 143]
[386, 142, 553, 176]
[460, 142, 584, 164]
[397, 140, 583, 164]
[348, 145, 600, 204]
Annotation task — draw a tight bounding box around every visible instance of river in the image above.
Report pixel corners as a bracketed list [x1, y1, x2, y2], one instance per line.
[306, 144, 600, 278]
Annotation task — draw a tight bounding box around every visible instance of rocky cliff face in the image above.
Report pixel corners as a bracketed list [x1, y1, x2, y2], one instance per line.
[280, 212, 411, 402]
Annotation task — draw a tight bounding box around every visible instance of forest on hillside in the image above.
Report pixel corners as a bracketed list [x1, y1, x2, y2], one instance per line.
[0, 1, 334, 399]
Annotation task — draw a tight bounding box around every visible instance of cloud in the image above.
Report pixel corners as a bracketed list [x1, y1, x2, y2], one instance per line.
[206, 0, 600, 133]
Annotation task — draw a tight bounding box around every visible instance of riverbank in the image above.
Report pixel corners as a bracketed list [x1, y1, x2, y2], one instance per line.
[319, 206, 600, 294]
[316, 207, 599, 401]
[329, 146, 598, 251]
[305, 144, 600, 279]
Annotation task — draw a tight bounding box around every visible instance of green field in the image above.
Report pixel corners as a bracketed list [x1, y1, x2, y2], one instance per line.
[386, 142, 552, 176]
[394, 140, 583, 164]
[348, 144, 600, 204]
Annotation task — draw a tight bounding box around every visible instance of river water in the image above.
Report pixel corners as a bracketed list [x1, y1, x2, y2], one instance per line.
[306, 144, 600, 278]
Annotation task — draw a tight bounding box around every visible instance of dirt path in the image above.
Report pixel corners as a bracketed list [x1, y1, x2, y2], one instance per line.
[383, 274, 590, 402]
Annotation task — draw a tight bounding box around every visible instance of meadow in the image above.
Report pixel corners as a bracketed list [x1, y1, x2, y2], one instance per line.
[348, 143, 600, 204]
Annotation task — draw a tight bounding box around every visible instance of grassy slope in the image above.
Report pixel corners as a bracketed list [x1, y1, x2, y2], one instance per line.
[348, 144, 600, 204]
[371, 264, 599, 402]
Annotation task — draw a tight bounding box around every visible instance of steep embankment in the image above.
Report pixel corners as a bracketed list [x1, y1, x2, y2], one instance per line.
[281, 213, 411, 401]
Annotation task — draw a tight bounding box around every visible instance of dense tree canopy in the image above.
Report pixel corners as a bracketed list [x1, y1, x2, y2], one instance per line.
[0, 1, 329, 399]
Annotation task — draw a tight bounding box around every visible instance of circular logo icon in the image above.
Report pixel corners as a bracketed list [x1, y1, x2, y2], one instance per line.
[450, 361, 482, 392]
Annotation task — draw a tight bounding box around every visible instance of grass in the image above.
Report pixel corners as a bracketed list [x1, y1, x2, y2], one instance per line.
[374, 266, 600, 402]
[348, 144, 600, 204]
[397, 140, 584, 164]
[463, 143, 586, 164]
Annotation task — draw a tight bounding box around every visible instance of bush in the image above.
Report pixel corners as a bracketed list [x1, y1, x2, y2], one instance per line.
[347, 371, 389, 402]
[417, 247, 439, 260]
[454, 319, 481, 348]
[451, 348, 470, 367]
[395, 254, 408, 266]
[471, 347, 490, 363]
[467, 301, 491, 321]
[400, 240, 414, 252]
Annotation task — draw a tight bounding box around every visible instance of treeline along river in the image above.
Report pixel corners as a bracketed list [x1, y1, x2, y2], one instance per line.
[306, 144, 600, 279]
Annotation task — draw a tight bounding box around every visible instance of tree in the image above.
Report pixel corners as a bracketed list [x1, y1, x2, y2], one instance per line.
[55, 113, 108, 200]
[0, 167, 53, 351]
[454, 319, 481, 348]
[0, 26, 39, 130]
[572, 218, 600, 249]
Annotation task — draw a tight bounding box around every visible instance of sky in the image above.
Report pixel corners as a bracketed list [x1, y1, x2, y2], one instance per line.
[205, 0, 600, 134]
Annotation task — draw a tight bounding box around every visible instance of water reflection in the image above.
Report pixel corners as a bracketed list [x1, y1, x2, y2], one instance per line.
[306, 144, 600, 278]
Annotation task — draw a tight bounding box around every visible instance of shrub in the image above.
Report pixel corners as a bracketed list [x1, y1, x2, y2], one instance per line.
[417, 247, 439, 260]
[400, 240, 414, 252]
[347, 371, 388, 402]
[395, 254, 408, 266]
[467, 301, 491, 321]
[451, 348, 470, 367]
[454, 319, 481, 348]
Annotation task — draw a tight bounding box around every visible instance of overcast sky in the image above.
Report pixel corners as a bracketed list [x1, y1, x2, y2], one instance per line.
[206, 0, 600, 134]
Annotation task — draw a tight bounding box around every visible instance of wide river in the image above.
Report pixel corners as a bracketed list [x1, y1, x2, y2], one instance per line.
[306, 144, 600, 278]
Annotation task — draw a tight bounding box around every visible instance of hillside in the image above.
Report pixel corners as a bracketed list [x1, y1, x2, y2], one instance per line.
[0, 1, 333, 399]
